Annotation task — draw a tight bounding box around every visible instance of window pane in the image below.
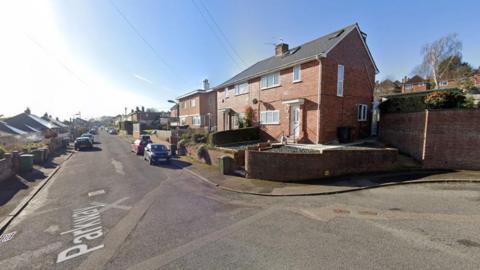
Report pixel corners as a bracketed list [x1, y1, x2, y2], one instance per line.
[273, 73, 278, 85]
[273, 111, 279, 123]
[266, 111, 273, 123]
[261, 77, 267, 88]
[260, 112, 266, 123]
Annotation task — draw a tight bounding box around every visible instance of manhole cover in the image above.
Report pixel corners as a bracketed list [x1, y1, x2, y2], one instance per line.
[0, 231, 16, 243]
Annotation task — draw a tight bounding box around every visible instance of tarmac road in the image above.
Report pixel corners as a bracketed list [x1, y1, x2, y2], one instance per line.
[0, 131, 479, 270]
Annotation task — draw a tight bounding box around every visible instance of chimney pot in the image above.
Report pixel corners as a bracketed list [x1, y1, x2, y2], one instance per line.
[203, 79, 210, 90]
[275, 43, 289, 56]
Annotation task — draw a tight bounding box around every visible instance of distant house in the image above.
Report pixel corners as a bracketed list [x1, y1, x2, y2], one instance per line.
[0, 121, 27, 136]
[125, 108, 170, 128]
[6, 112, 58, 134]
[375, 79, 402, 97]
[214, 23, 378, 143]
[41, 116, 70, 138]
[401, 75, 430, 93]
[176, 79, 217, 131]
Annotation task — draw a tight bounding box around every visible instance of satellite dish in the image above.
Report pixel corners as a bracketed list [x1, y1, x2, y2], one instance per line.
[252, 98, 258, 104]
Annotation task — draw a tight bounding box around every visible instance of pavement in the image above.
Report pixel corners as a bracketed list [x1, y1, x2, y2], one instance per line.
[0, 147, 74, 232]
[0, 131, 479, 269]
[178, 157, 480, 196]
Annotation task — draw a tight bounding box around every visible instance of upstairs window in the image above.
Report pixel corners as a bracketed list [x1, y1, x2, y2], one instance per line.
[337, 65, 344, 97]
[224, 87, 229, 97]
[235, 82, 249, 95]
[191, 99, 196, 107]
[357, 104, 368, 121]
[183, 101, 187, 109]
[293, 65, 301, 82]
[439, 80, 448, 87]
[261, 72, 280, 89]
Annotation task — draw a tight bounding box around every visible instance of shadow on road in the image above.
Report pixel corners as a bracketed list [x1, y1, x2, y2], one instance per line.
[0, 176, 29, 207]
[77, 146, 102, 152]
[150, 159, 192, 170]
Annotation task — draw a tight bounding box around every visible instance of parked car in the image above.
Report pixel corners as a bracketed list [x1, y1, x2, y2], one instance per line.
[131, 139, 148, 155]
[89, 128, 97, 135]
[108, 128, 117, 135]
[139, 134, 151, 142]
[74, 137, 93, 150]
[144, 143, 170, 165]
[81, 133, 94, 143]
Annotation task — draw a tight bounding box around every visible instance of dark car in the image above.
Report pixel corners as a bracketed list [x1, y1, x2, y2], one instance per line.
[81, 133, 94, 143]
[108, 128, 117, 135]
[89, 129, 97, 135]
[144, 144, 170, 165]
[74, 137, 93, 150]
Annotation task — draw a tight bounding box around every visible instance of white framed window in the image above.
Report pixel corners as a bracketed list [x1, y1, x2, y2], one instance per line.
[191, 99, 196, 107]
[224, 87, 229, 97]
[260, 110, 280, 125]
[357, 104, 368, 122]
[405, 84, 413, 91]
[439, 80, 448, 87]
[192, 115, 201, 126]
[293, 65, 301, 82]
[235, 82, 249, 95]
[183, 101, 187, 109]
[209, 96, 214, 106]
[261, 72, 280, 89]
[180, 117, 186, 125]
[337, 65, 344, 97]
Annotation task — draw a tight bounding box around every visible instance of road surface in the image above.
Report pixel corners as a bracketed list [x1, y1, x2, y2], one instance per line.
[1, 131, 479, 269]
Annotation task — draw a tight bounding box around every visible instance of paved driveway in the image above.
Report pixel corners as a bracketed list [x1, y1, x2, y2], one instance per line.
[0, 131, 479, 269]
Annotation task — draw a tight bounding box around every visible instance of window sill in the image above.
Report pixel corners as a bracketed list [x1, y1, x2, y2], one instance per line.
[261, 85, 281, 91]
[261, 123, 280, 125]
[234, 92, 249, 96]
[292, 80, 302, 84]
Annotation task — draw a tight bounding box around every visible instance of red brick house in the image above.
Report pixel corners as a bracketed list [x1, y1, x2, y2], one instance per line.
[401, 75, 431, 93]
[177, 79, 217, 131]
[214, 23, 378, 144]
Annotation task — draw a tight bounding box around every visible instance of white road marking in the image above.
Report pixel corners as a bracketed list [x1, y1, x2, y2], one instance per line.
[111, 159, 125, 175]
[88, 190, 106, 197]
[92, 197, 131, 213]
[44, 225, 60, 235]
[0, 231, 16, 243]
[0, 241, 62, 269]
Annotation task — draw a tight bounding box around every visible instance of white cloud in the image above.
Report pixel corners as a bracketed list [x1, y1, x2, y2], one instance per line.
[133, 74, 153, 84]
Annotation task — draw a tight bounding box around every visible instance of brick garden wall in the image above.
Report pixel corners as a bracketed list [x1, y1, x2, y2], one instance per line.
[245, 148, 398, 181]
[378, 112, 426, 161]
[379, 109, 480, 170]
[0, 156, 15, 184]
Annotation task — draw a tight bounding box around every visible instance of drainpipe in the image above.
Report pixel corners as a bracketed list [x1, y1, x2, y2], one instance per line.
[316, 55, 324, 144]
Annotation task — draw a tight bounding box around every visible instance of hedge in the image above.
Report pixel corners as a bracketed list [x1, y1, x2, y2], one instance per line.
[380, 88, 469, 113]
[208, 127, 259, 146]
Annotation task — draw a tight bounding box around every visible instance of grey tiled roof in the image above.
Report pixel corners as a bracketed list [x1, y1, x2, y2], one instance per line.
[215, 23, 362, 89]
[0, 121, 27, 135]
[5, 113, 58, 132]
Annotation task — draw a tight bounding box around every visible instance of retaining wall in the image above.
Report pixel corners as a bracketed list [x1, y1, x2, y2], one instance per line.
[245, 148, 398, 181]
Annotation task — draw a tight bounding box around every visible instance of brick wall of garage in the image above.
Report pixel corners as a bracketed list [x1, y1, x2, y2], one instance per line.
[245, 148, 398, 181]
[379, 109, 480, 170]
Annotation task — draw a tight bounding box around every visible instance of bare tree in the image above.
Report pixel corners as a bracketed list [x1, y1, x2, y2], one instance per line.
[417, 33, 462, 88]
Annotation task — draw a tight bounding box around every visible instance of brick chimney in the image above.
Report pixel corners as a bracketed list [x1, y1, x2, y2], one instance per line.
[275, 43, 289, 56]
[203, 79, 210, 90]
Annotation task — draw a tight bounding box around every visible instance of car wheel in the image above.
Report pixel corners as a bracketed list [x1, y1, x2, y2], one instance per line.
[166, 158, 171, 164]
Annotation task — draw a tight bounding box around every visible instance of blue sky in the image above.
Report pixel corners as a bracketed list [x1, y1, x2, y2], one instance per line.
[1, 0, 479, 119]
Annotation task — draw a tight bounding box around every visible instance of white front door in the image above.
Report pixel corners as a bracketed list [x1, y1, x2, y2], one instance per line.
[224, 112, 230, 130]
[290, 105, 300, 138]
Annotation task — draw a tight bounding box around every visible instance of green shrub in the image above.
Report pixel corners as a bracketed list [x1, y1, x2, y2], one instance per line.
[379, 95, 426, 113]
[424, 90, 466, 109]
[463, 95, 476, 109]
[193, 133, 206, 143]
[208, 127, 259, 146]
